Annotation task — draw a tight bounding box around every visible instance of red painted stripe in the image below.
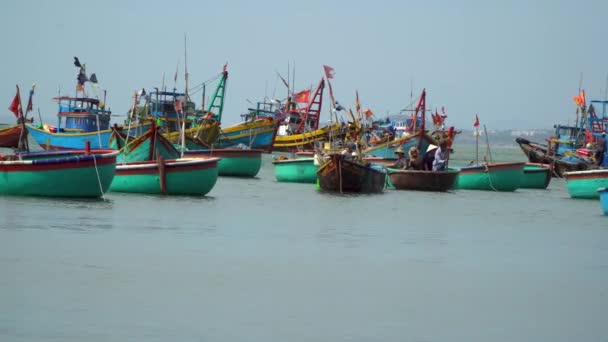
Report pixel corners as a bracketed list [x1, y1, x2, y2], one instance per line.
[0, 156, 116, 172]
[185, 149, 263, 158]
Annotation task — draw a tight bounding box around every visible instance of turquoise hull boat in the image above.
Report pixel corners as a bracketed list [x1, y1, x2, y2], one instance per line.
[454, 162, 524, 191]
[0, 149, 118, 197]
[521, 163, 552, 189]
[184, 149, 262, 177]
[564, 169, 608, 199]
[272, 157, 318, 183]
[110, 158, 219, 195]
[598, 188, 608, 215]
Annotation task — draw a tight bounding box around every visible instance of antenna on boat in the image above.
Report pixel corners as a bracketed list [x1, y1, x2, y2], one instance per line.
[604, 73, 608, 101]
[180, 33, 189, 158]
[483, 124, 493, 163]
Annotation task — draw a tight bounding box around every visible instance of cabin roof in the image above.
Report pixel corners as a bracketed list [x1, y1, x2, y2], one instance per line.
[53, 96, 100, 105]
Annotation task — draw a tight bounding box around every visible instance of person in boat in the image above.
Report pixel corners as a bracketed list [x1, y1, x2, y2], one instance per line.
[423, 144, 437, 171]
[341, 142, 356, 161]
[406, 146, 425, 170]
[432, 140, 450, 171]
[596, 133, 606, 166]
[389, 146, 408, 169]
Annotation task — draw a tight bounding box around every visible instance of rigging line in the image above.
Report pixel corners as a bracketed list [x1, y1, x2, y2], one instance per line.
[92, 154, 106, 201]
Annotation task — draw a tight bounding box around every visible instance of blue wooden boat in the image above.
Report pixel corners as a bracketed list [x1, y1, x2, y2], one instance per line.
[27, 96, 148, 149]
[598, 188, 608, 215]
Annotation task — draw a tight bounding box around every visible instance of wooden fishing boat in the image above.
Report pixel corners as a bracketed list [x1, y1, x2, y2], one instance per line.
[598, 188, 608, 215]
[520, 163, 552, 189]
[272, 157, 318, 183]
[0, 148, 118, 197]
[110, 157, 219, 195]
[183, 148, 263, 177]
[453, 162, 525, 191]
[0, 124, 26, 148]
[515, 137, 591, 177]
[563, 169, 608, 199]
[273, 123, 344, 152]
[317, 154, 385, 193]
[214, 118, 278, 151]
[387, 169, 459, 191]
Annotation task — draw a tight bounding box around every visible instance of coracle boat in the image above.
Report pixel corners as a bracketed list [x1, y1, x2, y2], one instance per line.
[317, 154, 385, 193]
[272, 157, 318, 183]
[598, 188, 608, 215]
[453, 162, 525, 191]
[563, 169, 608, 199]
[387, 168, 459, 191]
[184, 148, 263, 177]
[520, 163, 552, 189]
[0, 148, 118, 197]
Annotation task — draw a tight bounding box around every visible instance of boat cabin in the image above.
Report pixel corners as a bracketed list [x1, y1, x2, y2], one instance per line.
[55, 96, 111, 133]
[147, 90, 196, 133]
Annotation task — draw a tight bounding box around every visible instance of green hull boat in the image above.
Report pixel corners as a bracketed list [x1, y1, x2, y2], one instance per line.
[272, 157, 318, 183]
[110, 158, 219, 195]
[0, 149, 118, 197]
[564, 169, 608, 199]
[184, 149, 262, 177]
[454, 162, 524, 191]
[520, 163, 552, 189]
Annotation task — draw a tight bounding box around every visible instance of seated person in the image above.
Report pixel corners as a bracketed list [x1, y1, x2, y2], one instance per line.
[406, 146, 425, 170]
[423, 144, 437, 170]
[341, 142, 357, 161]
[432, 140, 450, 171]
[389, 146, 408, 169]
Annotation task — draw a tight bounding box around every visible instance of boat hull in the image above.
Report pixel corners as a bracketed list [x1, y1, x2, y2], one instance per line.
[564, 169, 608, 199]
[214, 119, 278, 152]
[273, 124, 344, 152]
[388, 169, 459, 191]
[317, 154, 385, 193]
[27, 124, 149, 150]
[184, 149, 262, 177]
[599, 188, 608, 215]
[363, 131, 435, 159]
[520, 163, 552, 189]
[515, 137, 591, 177]
[0, 150, 118, 197]
[110, 158, 219, 195]
[454, 162, 524, 191]
[272, 157, 318, 183]
[0, 124, 25, 148]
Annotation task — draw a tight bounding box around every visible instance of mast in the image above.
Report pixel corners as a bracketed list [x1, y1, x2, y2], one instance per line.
[206, 66, 228, 122]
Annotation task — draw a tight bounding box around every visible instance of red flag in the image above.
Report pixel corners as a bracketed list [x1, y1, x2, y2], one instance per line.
[362, 108, 374, 119]
[174, 98, 183, 112]
[323, 65, 335, 79]
[473, 114, 479, 127]
[8, 86, 22, 118]
[222, 63, 228, 73]
[355, 90, 361, 113]
[580, 89, 586, 107]
[294, 89, 311, 104]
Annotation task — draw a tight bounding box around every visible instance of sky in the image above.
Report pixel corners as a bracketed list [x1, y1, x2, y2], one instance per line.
[1, 0, 607, 129]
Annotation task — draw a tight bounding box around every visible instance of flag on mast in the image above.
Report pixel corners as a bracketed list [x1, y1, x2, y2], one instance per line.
[25, 84, 35, 114]
[473, 114, 480, 128]
[8, 85, 22, 118]
[323, 65, 335, 79]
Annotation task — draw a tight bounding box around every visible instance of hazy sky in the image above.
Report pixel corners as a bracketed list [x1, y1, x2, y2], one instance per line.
[1, 0, 607, 129]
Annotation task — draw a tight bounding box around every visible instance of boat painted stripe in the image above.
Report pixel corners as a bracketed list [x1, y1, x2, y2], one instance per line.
[0, 156, 117, 171]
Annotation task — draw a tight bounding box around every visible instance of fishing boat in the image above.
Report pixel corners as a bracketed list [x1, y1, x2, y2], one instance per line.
[516, 98, 608, 176]
[27, 58, 148, 150]
[0, 124, 26, 149]
[317, 154, 385, 193]
[563, 169, 608, 199]
[272, 156, 318, 183]
[109, 125, 220, 195]
[387, 168, 459, 191]
[520, 163, 552, 189]
[515, 137, 592, 177]
[183, 148, 263, 177]
[0, 148, 118, 197]
[598, 188, 608, 215]
[453, 162, 525, 191]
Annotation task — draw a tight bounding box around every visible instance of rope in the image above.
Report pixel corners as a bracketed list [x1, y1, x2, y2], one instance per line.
[484, 163, 499, 192]
[92, 154, 106, 201]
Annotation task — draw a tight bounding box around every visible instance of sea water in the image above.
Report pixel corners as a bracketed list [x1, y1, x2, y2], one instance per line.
[0, 143, 606, 341]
